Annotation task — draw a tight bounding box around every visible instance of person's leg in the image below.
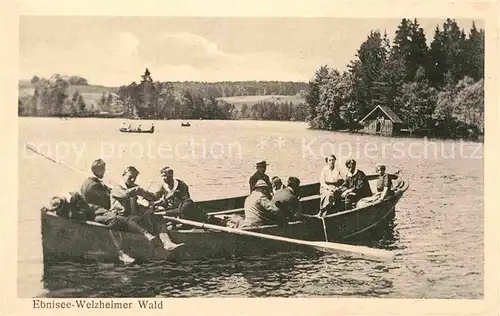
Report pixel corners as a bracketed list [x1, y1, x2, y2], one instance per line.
[94, 212, 135, 264]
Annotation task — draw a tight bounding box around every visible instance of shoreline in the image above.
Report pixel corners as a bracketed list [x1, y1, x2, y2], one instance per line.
[17, 115, 484, 143]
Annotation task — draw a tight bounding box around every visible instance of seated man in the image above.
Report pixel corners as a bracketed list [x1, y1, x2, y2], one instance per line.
[341, 159, 373, 209]
[243, 180, 285, 227]
[80, 160, 171, 259]
[271, 177, 302, 221]
[153, 167, 209, 227]
[110, 166, 180, 250]
[249, 160, 273, 194]
[271, 176, 284, 191]
[374, 164, 394, 201]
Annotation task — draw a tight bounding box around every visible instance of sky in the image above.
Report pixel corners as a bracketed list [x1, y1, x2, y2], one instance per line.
[19, 17, 484, 86]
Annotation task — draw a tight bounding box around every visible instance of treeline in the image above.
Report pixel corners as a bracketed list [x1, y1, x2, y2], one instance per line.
[116, 69, 235, 119]
[306, 18, 484, 139]
[168, 81, 308, 98]
[18, 76, 95, 117]
[231, 101, 308, 121]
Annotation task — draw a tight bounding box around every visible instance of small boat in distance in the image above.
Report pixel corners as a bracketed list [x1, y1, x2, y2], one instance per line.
[120, 122, 155, 134]
[181, 122, 191, 127]
[119, 127, 154, 134]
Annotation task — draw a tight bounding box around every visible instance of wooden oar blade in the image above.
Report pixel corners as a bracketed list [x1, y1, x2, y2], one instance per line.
[311, 241, 395, 262]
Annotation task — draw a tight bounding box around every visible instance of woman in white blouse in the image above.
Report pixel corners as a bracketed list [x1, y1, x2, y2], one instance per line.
[319, 154, 345, 211]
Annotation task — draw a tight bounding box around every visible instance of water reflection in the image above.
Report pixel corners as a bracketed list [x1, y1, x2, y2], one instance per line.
[347, 210, 400, 250]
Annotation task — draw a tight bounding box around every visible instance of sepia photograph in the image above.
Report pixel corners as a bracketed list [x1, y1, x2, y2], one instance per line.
[8, 6, 493, 307]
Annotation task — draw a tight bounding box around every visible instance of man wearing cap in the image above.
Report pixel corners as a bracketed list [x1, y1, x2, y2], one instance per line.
[271, 177, 302, 221]
[249, 160, 273, 194]
[243, 179, 285, 227]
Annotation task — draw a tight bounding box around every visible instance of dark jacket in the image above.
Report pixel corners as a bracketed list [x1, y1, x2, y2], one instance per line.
[345, 170, 373, 199]
[271, 187, 300, 220]
[249, 172, 272, 193]
[376, 174, 393, 195]
[154, 179, 190, 210]
[80, 176, 111, 214]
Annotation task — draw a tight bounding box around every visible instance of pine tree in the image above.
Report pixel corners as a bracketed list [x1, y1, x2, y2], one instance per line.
[465, 21, 485, 81]
[428, 19, 468, 88]
[391, 18, 429, 82]
[305, 65, 329, 128]
[348, 30, 388, 119]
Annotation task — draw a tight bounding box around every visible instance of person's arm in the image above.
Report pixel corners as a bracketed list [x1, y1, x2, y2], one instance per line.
[82, 182, 109, 206]
[249, 176, 256, 193]
[290, 196, 301, 218]
[111, 185, 141, 199]
[154, 185, 166, 200]
[259, 197, 286, 223]
[319, 168, 328, 191]
[377, 175, 390, 201]
[139, 188, 157, 202]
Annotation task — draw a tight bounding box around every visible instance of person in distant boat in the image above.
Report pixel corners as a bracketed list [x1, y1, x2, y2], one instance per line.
[110, 166, 179, 250]
[373, 164, 393, 202]
[121, 121, 127, 130]
[127, 123, 132, 131]
[137, 124, 142, 131]
[271, 176, 302, 221]
[243, 180, 285, 227]
[150, 122, 154, 132]
[340, 159, 373, 209]
[249, 160, 273, 194]
[319, 154, 345, 212]
[153, 167, 208, 224]
[271, 176, 284, 191]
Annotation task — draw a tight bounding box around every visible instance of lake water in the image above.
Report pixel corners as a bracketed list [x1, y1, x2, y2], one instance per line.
[18, 118, 484, 298]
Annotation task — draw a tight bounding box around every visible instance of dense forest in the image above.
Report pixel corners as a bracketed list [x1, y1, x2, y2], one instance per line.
[306, 18, 484, 139]
[18, 18, 484, 139]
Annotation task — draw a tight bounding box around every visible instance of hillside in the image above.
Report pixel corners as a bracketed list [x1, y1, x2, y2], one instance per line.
[18, 81, 118, 109]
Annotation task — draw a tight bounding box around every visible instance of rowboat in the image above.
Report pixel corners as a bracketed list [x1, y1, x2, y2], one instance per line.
[41, 173, 408, 263]
[181, 122, 191, 127]
[119, 128, 154, 134]
[168, 173, 408, 260]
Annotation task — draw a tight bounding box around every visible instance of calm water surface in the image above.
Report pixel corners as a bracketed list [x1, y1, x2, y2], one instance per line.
[18, 118, 483, 298]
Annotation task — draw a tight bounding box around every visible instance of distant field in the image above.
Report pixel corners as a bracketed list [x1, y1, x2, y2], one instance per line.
[218, 95, 305, 109]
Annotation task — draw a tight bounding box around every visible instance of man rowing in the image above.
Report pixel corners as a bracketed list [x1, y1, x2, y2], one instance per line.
[243, 179, 285, 227]
[249, 160, 272, 194]
[153, 166, 209, 226]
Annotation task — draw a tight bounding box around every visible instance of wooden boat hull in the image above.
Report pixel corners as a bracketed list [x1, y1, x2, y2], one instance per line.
[168, 221, 318, 261]
[41, 173, 408, 263]
[41, 211, 176, 263]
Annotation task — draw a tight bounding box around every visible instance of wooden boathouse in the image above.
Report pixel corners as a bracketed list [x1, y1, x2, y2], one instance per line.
[359, 105, 404, 136]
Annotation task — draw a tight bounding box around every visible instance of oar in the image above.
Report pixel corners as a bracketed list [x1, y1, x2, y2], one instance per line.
[162, 216, 395, 262]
